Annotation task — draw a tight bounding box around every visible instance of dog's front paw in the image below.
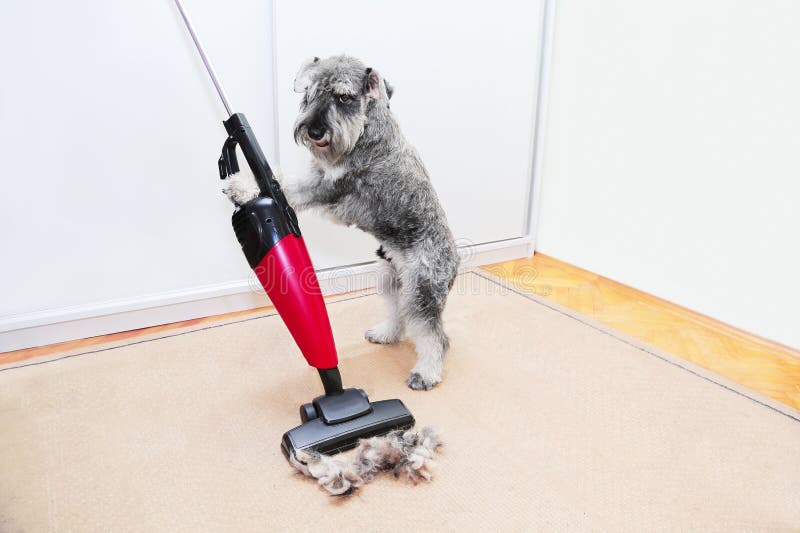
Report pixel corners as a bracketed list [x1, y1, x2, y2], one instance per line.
[365, 322, 403, 344]
[222, 173, 260, 206]
[406, 372, 440, 391]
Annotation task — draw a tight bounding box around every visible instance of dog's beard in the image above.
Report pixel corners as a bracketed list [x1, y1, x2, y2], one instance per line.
[319, 114, 364, 164]
[294, 108, 365, 166]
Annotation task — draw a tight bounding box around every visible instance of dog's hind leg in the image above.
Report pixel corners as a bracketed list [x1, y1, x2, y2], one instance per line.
[405, 315, 448, 391]
[365, 253, 405, 344]
[399, 273, 450, 391]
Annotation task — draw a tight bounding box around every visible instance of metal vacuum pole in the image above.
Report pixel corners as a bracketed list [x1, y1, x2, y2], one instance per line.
[173, 0, 234, 117]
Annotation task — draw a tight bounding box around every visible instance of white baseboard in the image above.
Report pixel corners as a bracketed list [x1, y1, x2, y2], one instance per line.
[0, 237, 531, 353]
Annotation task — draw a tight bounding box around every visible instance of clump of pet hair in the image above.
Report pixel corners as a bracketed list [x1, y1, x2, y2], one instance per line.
[289, 449, 363, 496]
[289, 426, 442, 496]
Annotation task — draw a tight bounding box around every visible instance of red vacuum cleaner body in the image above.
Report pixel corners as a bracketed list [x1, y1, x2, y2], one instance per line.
[236, 212, 337, 369]
[224, 114, 336, 370]
[253, 234, 337, 369]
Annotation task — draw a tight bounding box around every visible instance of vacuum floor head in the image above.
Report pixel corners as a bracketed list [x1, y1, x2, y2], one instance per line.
[281, 397, 415, 459]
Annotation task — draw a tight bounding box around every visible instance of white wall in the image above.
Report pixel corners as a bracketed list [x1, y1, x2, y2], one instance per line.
[535, 0, 800, 347]
[0, 0, 275, 347]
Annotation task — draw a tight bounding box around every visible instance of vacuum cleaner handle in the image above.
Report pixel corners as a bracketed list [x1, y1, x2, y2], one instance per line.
[220, 113, 301, 237]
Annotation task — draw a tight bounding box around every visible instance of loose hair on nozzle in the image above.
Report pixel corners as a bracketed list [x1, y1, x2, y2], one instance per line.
[289, 427, 443, 496]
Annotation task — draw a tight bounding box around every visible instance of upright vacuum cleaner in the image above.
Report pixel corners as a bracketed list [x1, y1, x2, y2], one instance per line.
[173, 0, 415, 460]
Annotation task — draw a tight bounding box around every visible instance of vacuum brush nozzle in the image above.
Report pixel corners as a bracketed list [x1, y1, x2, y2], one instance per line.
[281, 396, 415, 459]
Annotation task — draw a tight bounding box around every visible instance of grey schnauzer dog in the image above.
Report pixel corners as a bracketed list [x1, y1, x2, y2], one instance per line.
[224, 55, 459, 390]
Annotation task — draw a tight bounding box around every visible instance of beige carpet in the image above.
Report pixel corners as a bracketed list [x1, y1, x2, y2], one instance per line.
[1, 272, 799, 532]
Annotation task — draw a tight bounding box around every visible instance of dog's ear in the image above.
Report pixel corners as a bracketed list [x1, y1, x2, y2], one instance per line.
[384, 78, 394, 100]
[293, 56, 320, 93]
[363, 67, 392, 101]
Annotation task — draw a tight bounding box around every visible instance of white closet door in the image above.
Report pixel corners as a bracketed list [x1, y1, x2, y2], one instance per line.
[274, 0, 543, 269]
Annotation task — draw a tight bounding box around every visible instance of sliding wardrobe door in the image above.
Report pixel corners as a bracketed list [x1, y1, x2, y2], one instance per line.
[274, 0, 544, 269]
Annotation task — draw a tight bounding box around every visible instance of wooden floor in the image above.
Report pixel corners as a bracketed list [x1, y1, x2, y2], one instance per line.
[3, 253, 799, 412]
[0, 305, 276, 367]
[484, 254, 800, 411]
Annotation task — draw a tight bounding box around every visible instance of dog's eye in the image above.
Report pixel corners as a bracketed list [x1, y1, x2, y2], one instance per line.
[338, 94, 353, 104]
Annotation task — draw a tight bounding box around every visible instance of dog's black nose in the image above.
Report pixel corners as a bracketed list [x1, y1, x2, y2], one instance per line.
[308, 125, 326, 141]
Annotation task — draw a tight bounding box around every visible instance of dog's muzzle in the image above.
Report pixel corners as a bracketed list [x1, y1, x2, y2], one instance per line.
[308, 125, 329, 147]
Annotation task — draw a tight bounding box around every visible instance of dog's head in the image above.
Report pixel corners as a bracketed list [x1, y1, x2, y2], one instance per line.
[293, 55, 393, 164]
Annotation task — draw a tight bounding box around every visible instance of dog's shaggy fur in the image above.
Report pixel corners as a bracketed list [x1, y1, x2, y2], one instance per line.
[224, 55, 459, 390]
[288, 427, 442, 496]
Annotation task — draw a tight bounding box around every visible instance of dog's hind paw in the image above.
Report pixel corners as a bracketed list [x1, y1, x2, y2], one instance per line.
[406, 372, 439, 391]
[365, 322, 403, 344]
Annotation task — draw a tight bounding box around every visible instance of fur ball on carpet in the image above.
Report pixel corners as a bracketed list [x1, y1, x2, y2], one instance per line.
[289, 427, 442, 496]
